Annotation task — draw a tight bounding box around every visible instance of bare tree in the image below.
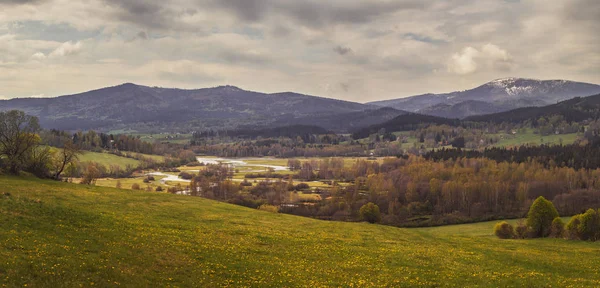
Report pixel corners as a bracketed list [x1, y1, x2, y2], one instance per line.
[53, 140, 82, 180]
[0, 110, 41, 174]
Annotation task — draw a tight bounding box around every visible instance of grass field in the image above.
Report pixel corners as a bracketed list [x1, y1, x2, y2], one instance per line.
[77, 151, 165, 169]
[94, 176, 168, 191]
[77, 151, 141, 168]
[2, 176, 599, 287]
[492, 131, 579, 148]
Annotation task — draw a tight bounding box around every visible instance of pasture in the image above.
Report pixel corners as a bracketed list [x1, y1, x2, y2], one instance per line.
[1, 176, 599, 287]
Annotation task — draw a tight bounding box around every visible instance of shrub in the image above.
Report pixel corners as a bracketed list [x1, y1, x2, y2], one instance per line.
[494, 221, 515, 239]
[294, 183, 310, 191]
[115, 180, 122, 189]
[143, 178, 150, 183]
[577, 209, 600, 241]
[526, 196, 559, 238]
[80, 163, 100, 185]
[155, 186, 163, 192]
[131, 183, 141, 190]
[550, 217, 565, 238]
[179, 172, 193, 180]
[514, 220, 529, 239]
[566, 215, 582, 240]
[359, 202, 381, 224]
[258, 204, 279, 213]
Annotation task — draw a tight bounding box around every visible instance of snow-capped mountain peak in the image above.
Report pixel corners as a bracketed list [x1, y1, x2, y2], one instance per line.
[368, 77, 600, 118]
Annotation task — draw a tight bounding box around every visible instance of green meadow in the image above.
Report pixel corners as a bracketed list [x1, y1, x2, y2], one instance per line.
[492, 131, 579, 148]
[1, 175, 599, 287]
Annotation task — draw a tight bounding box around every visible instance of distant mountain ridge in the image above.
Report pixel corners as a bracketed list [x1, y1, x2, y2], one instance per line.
[0, 83, 374, 132]
[466, 93, 600, 124]
[369, 78, 600, 119]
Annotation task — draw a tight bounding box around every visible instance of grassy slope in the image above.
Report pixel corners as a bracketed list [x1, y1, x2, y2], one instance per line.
[78, 152, 165, 169]
[491, 131, 579, 148]
[78, 151, 141, 168]
[1, 176, 599, 287]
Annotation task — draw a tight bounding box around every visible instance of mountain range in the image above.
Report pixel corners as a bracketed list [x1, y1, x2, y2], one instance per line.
[1, 77, 599, 132]
[0, 83, 372, 132]
[368, 78, 600, 119]
[353, 92, 600, 139]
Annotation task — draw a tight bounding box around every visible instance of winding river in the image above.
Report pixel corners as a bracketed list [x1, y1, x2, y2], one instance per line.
[148, 157, 289, 185]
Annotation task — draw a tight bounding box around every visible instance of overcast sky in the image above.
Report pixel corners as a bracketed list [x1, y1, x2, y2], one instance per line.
[0, 0, 598, 102]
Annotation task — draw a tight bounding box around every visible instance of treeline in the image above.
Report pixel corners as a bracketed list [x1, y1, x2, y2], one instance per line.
[41, 129, 165, 155]
[351, 113, 463, 139]
[466, 93, 600, 124]
[191, 125, 336, 143]
[283, 156, 600, 226]
[0, 110, 197, 180]
[425, 137, 600, 170]
[177, 156, 600, 227]
[193, 139, 407, 158]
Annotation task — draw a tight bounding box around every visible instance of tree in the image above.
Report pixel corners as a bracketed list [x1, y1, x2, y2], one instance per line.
[52, 140, 82, 180]
[494, 221, 515, 239]
[451, 137, 465, 148]
[24, 146, 52, 178]
[81, 163, 100, 185]
[550, 217, 565, 238]
[526, 196, 559, 238]
[577, 209, 600, 241]
[0, 110, 41, 174]
[359, 202, 381, 223]
[566, 215, 582, 240]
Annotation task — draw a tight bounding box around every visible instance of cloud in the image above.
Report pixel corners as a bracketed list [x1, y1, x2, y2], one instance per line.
[333, 45, 352, 55]
[30, 52, 46, 60]
[402, 33, 446, 44]
[448, 44, 514, 75]
[209, 0, 427, 28]
[49, 41, 82, 57]
[0, 0, 597, 101]
[0, 0, 47, 5]
[136, 31, 148, 39]
[448, 47, 479, 75]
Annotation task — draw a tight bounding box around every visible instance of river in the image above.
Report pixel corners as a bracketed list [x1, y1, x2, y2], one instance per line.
[148, 157, 289, 185]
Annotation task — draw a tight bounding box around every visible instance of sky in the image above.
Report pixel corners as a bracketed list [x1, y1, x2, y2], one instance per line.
[0, 0, 598, 102]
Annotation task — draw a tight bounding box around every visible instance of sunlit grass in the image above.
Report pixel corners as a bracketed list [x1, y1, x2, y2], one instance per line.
[492, 130, 579, 148]
[1, 176, 599, 287]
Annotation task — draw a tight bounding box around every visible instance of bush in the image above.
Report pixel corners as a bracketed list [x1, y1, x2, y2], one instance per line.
[294, 183, 310, 191]
[494, 221, 515, 239]
[550, 217, 565, 238]
[80, 163, 100, 185]
[257, 204, 279, 213]
[155, 186, 163, 192]
[131, 183, 141, 190]
[514, 220, 529, 239]
[143, 178, 150, 183]
[359, 202, 381, 224]
[577, 209, 600, 241]
[566, 215, 582, 240]
[526, 196, 559, 238]
[179, 172, 194, 180]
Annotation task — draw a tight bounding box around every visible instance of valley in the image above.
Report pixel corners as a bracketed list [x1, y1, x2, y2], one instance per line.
[3, 1, 600, 286]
